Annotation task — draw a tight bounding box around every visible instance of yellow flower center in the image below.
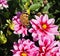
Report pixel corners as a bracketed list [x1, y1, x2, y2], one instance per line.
[21, 52, 27, 56]
[42, 24, 47, 29]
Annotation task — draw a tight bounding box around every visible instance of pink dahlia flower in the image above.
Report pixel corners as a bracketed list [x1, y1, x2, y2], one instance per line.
[29, 14, 59, 41]
[11, 39, 39, 56]
[38, 36, 60, 56]
[56, 44, 60, 56]
[0, 0, 8, 9]
[12, 12, 28, 37]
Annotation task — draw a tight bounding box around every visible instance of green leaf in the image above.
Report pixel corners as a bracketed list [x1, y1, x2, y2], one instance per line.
[42, 3, 50, 14]
[22, 0, 27, 3]
[3, 12, 10, 18]
[22, 0, 30, 3]
[33, 0, 43, 4]
[6, 30, 12, 36]
[55, 35, 60, 40]
[30, 3, 41, 11]
[48, 14, 55, 18]
[33, 0, 38, 3]
[24, 2, 30, 9]
[54, 10, 60, 14]
[56, 18, 60, 23]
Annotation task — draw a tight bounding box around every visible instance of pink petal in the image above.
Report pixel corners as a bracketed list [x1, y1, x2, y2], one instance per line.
[47, 41, 59, 50]
[47, 18, 55, 24]
[42, 14, 48, 23]
[39, 40, 44, 46]
[13, 53, 20, 56]
[50, 47, 59, 52]
[13, 43, 18, 50]
[19, 44, 23, 50]
[22, 33, 25, 37]
[30, 19, 39, 30]
[48, 25, 59, 35]
[32, 32, 38, 41]
[29, 28, 34, 33]
[31, 19, 39, 24]
[35, 15, 40, 20]
[14, 25, 20, 31]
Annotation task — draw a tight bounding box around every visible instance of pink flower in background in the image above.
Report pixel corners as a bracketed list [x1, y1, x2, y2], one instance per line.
[12, 12, 28, 37]
[29, 14, 59, 41]
[38, 36, 60, 56]
[11, 39, 39, 56]
[0, 0, 8, 9]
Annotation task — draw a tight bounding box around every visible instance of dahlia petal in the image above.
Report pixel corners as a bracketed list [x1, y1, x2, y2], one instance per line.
[35, 15, 40, 20]
[50, 47, 59, 52]
[48, 25, 59, 35]
[10, 50, 14, 53]
[39, 40, 44, 46]
[17, 19, 21, 24]
[29, 28, 34, 33]
[43, 37, 51, 46]
[14, 31, 18, 34]
[24, 29, 27, 35]
[32, 32, 38, 41]
[13, 20, 18, 24]
[0, 4, 2, 7]
[18, 39, 21, 44]
[30, 20, 38, 29]
[23, 28, 27, 35]
[14, 25, 20, 31]
[47, 41, 59, 50]
[49, 25, 58, 29]
[3, 4, 8, 8]
[13, 53, 20, 56]
[45, 34, 55, 41]
[0, 5, 3, 9]
[13, 45, 18, 50]
[19, 44, 24, 50]
[22, 33, 25, 37]
[47, 18, 55, 24]
[56, 53, 60, 56]
[16, 12, 21, 16]
[17, 29, 23, 34]
[13, 16, 17, 20]
[42, 14, 48, 23]
[38, 15, 43, 22]
[45, 53, 51, 56]
[31, 19, 39, 24]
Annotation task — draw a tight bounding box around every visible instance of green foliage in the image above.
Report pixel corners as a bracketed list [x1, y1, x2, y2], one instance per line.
[41, 3, 50, 14]
[30, 3, 41, 11]
[0, 31, 7, 44]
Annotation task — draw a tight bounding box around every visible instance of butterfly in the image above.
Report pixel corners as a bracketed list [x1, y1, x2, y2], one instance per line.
[20, 13, 29, 26]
